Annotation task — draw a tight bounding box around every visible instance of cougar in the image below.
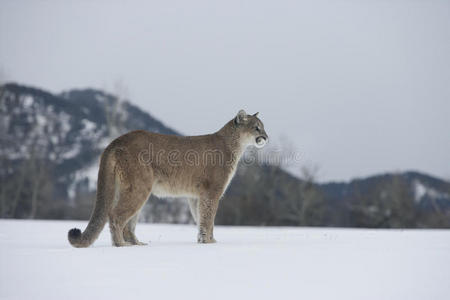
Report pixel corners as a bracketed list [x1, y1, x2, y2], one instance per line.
[68, 109, 268, 247]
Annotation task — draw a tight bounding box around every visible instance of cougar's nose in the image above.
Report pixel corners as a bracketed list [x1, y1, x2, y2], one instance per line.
[262, 130, 268, 142]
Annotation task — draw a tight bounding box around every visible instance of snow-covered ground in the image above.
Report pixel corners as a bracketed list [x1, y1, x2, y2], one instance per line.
[1, 220, 449, 300]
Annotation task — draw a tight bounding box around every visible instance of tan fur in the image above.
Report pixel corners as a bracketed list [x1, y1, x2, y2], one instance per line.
[68, 110, 268, 247]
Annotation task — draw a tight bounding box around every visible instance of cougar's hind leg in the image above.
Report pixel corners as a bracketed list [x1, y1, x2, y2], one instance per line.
[109, 150, 153, 247]
[109, 185, 151, 246]
[123, 209, 147, 245]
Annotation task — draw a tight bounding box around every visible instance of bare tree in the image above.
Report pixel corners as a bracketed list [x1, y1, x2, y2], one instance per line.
[278, 164, 325, 226]
[105, 79, 128, 137]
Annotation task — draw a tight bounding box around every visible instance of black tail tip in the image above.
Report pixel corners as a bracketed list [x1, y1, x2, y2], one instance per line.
[68, 228, 82, 239]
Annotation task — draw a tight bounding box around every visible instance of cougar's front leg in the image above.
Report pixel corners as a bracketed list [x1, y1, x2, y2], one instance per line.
[188, 198, 199, 225]
[197, 197, 220, 243]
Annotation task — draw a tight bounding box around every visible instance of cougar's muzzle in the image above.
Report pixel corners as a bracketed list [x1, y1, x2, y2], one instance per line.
[255, 135, 268, 148]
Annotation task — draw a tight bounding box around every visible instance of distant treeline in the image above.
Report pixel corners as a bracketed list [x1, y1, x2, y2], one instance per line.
[1, 158, 449, 229]
[217, 164, 450, 228]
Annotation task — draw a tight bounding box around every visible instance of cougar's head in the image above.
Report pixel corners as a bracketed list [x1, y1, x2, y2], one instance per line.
[234, 109, 268, 149]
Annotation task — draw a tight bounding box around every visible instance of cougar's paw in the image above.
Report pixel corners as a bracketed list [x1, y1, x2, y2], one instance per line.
[114, 241, 134, 247]
[134, 241, 148, 246]
[197, 233, 216, 244]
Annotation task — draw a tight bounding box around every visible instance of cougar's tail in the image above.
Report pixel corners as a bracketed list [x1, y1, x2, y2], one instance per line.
[68, 151, 116, 248]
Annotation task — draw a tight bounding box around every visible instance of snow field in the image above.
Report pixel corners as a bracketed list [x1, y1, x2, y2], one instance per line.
[1, 220, 449, 300]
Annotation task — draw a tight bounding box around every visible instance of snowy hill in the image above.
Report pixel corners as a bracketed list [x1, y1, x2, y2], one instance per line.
[1, 83, 449, 227]
[0, 83, 180, 219]
[0, 220, 449, 300]
[223, 165, 450, 228]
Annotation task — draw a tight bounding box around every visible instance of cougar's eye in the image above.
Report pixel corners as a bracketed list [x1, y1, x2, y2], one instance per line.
[255, 126, 260, 132]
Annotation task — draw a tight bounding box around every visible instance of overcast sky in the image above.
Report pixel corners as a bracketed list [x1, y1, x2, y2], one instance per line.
[1, 0, 449, 182]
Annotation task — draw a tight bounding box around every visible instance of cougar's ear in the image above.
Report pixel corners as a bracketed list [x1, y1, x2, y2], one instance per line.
[253, 112, 259, 117]
[235, 109, 248, 125]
